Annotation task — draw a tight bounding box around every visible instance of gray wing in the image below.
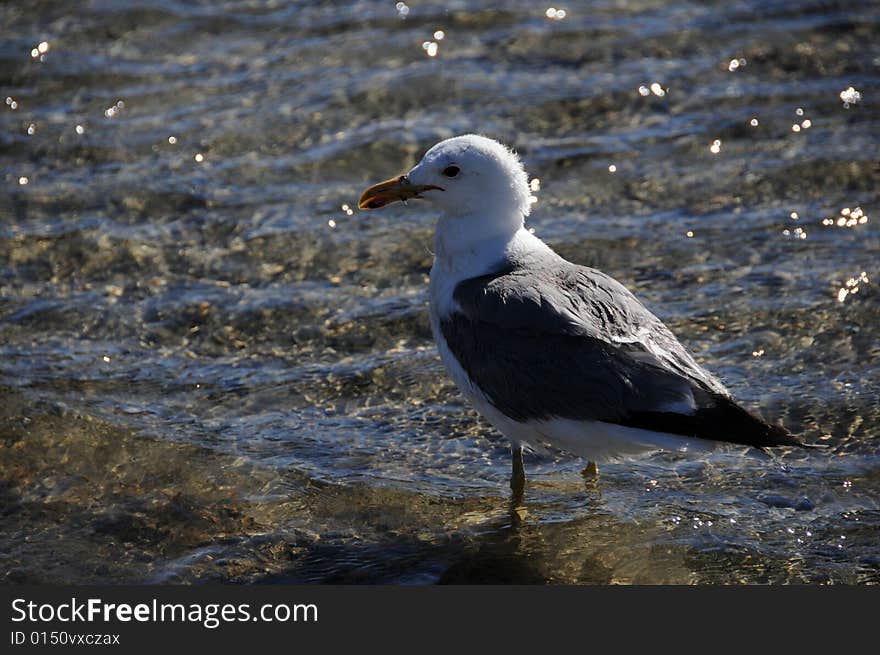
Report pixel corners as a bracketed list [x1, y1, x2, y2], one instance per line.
[443, 260, 801, 448]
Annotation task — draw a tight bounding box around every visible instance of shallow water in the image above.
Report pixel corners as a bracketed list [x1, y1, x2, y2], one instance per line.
[1, 0, 878, 584]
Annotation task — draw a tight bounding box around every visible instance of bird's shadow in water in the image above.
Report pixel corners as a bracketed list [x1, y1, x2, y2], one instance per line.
[437, 477, 611, 584]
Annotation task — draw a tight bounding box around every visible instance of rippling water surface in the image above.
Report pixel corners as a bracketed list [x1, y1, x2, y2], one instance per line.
[1, 0, 878, 584]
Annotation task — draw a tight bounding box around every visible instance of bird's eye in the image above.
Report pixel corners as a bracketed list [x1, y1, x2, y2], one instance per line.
[441, 165, 460, 178]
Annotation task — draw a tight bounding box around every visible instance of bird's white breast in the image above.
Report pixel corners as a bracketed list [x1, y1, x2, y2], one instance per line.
[429, 302, 540, 450]
[428, 232, 543, 449]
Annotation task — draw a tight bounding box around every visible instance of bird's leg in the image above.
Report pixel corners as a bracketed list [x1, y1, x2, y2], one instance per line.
[510, 445, 526, 494]
[581, 460, 599, 479]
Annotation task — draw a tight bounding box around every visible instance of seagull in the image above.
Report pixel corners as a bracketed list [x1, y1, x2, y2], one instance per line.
[359, 134, 808, 493]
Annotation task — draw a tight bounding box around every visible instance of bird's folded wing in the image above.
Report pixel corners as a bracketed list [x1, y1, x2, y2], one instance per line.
[444, 262, 801, 448]
[446, 266, 703, 423]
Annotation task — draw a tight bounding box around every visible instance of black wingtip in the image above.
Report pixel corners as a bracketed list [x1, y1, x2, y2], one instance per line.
[764, 422, 806, 448]
[625, 394, 821, 452]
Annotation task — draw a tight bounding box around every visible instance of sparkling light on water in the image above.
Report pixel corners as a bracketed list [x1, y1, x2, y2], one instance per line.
[791, 107, 813, 132]
[823, 206, 868, 228]
[545, 8, 567, 20]
[837, 271, 869, 303]
[104, 99, 125, 118]
[839, 86, 861, 107]
[3, 0, 876, 586]
[727, 57, 746, 71]
[528, 175, 540, 202]
[31, 40, 50, 58]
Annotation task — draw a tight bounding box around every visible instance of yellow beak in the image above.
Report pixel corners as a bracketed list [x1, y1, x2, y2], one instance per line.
[358, 175, 443, 210]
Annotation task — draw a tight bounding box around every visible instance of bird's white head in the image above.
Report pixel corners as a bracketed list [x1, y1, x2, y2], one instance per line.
[359, 135, 532, 250]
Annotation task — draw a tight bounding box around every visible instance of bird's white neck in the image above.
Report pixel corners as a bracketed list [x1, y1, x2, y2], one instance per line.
[432, 213, 553, 285]
[433, 209, 531, 277]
